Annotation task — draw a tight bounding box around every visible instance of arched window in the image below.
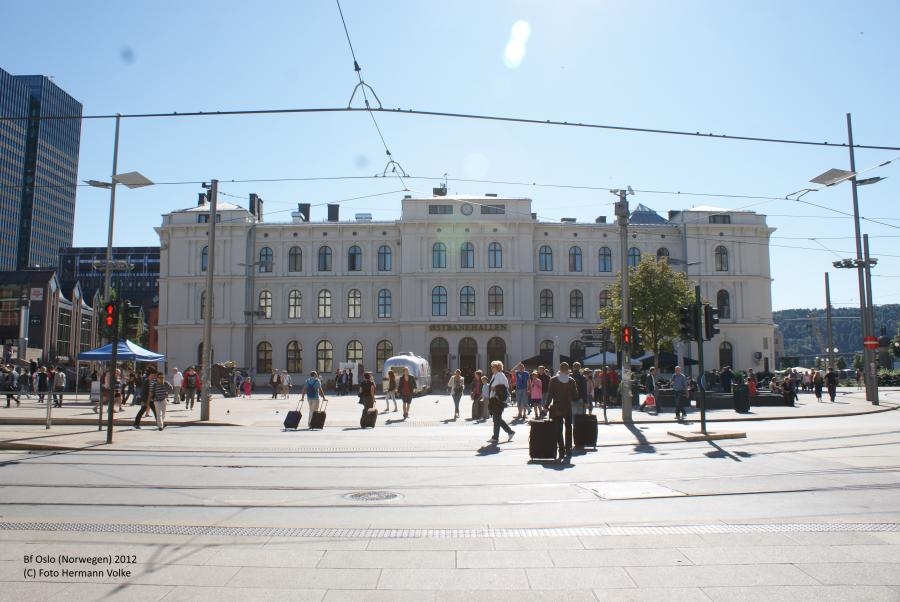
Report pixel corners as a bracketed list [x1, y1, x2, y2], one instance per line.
[258, 290, 272, 319]
[199, 290, 206, 320]
[347, 245, 362, 271]
[460, 286, 476, 316]
[259, 247, 273, 273]
[377, 289, 392, 318]
[719, 341, 733, 369]
[569, 290, 584, 319]
[317, 246, 332, 272]
[568, 246, 583, 272]
[200, 246, 208, 272]
[430, 337, 449, 374]
[347, 289, 362, 318]
[656, 247, 670, 263]
[598, 290, 609, 308]
[488, 285, 504, 316]
[570, 340, 586, 362]
[487, 337, 506, 365]
[715, 245, 729, 271]
[346, 340, 363, 363]
[460, 242, 474, 269]
[288, 246, 302, 272]
[539, 340, 554, 354]
[539, 289, 554, 318]
[316, 340, 333, 374]
[376, 340, 393, 372]
[432, 286, 448, 316]
[539, 245, 553, 271]
[598, 247, 612, 272]
[717, 289, 731, 319]
[257, 341, 273, 374]
[286, 341, 302, 373]
[377, 245, 392, 271]
[317, 289, 332, 318]
[288, 290, 302, 319]
[432, 242, 447, 268]
[627, 247, 641, 267]
[488, 242, 502, 268]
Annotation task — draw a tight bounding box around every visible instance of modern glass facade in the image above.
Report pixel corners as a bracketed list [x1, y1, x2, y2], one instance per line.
[0, 67, 82, 271]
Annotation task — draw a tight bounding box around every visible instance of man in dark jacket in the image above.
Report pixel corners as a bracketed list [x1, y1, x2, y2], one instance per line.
[545, 362, 579, 461]
[571, 362, 587, 415]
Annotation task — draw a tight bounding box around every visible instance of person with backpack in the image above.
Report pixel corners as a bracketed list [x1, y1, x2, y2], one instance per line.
[448, 369, 465, 420]
[299, 371, 326, 428]
[182, 366, 199, 409]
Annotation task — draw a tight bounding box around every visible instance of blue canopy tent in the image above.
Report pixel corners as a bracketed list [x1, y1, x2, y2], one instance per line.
[77, 340, 165, 362]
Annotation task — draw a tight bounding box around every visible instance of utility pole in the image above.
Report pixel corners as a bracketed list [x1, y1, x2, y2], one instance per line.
[825, 272, 835, 370]
[863, 234, 879, 404]
[200, 180, 218, 421]
[613, 188, 633, 422]
[106, 300, 120, 444]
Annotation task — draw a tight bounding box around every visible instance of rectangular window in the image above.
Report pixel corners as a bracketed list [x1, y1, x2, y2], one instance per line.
[481, 204, 505, 215]
[709, 215, 731, 224]
[428, 204, 453, 215]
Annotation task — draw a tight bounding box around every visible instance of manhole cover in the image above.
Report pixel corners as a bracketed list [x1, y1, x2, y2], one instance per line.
[344, 491, 401, 502]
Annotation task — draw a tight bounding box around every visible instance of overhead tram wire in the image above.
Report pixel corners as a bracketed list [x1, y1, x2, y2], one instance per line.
[1, 106, 899, 152]
[335, 0, 409, 190]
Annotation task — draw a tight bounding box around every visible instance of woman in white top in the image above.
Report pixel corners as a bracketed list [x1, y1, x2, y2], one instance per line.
[487, 361, 515, 444]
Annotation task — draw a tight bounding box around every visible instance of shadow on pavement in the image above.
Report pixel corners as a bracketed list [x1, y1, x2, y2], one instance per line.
[704, 440, 752, 462]
[625, 422, 656, 454]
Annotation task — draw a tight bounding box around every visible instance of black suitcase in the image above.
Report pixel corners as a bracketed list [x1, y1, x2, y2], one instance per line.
[573, 413, 598, 448]
[529, 420, 557, 460]
[360, 408, 378, 429]
[309, 398, 327, 430]
[283, 400, 303, 430]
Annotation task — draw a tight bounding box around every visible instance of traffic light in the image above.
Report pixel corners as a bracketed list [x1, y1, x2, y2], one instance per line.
[632, 327, 642, 347]
[103, 302, 116, 329]
[704, 304, 720, 340]
[679, 305, 696, 340]
[622, 325, 633, 346]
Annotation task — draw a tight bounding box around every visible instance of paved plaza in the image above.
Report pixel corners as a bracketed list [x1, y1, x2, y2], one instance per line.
[1, 387, 899, 600]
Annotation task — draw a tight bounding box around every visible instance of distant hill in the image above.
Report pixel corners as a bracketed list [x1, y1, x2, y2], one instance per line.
[774, 304, 900, 360]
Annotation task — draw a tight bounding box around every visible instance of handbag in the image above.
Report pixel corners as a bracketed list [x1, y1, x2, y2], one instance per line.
[488, 396, 504, 417]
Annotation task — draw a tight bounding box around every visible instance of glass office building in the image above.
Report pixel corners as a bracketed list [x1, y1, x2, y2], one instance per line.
[0, 67, 82, 271]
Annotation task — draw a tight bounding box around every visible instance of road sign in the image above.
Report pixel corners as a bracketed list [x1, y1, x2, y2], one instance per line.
[580, 328, 607, 335]
[863, 336, 879, 349]
[580, 337, 606, 344]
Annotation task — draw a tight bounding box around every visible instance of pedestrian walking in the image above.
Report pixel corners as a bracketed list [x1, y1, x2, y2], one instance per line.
[241, 372, 252, 398]
[52, 366, 66, 407]
[812, 369, 824, 402]
[171, 367, 184, 403]
[398, 367, 416, 419]
[538, 366, 551, 414]
[384, 368, 398, 412]
[269, 369, 280, 399]
[825, 367, 839, 402]
[133, 371, 158, 429]
[513, 363, 530, 421]
[640, 367, 658, 412]
[487, 361, 514, 443]
[149, 372, 169, 430]
[782, 374, 795, 406]
[572, 362, 587, 416]
[855, 368, 863, 390]
[299, 371, 326, 428]
[545, 362, 578, 461]
[671, 365, 688, 421]
[36, 366, 49, 404]
[358, 371, 376, 411]
[3, 367, 19, 407]
[448, 369, 465, 420]
[529, 371, 543, 417]
[182, 366, 199, 409]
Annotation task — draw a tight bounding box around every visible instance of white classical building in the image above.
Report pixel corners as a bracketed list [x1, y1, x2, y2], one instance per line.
[156, 193, 776, 383]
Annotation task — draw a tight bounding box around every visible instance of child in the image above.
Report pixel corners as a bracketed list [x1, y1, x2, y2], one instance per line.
[529, 371, 543, 419]
[242, 374, 252, 398]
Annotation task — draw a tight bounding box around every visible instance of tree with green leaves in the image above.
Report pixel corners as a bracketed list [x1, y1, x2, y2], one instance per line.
[836, 356, 847, 370]
[598, 257, 695, 367]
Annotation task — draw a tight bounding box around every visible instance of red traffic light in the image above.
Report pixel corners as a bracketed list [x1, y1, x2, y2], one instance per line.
[622, 325, 633, 345]
[104, 303, 116, 327]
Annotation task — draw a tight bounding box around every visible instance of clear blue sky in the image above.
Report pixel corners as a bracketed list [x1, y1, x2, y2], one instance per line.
[2, 0, 899, 314]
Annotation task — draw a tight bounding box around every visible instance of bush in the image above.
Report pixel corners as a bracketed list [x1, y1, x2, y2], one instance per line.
[877, 369, 900, 387]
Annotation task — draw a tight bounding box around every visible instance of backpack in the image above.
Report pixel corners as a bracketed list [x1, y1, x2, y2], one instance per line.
[185, 372, 198, 388]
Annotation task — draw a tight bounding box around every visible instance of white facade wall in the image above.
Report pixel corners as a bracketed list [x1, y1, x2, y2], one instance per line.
[156, 196, 776, 382]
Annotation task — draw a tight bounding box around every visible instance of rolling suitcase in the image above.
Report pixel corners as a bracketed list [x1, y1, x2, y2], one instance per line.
[573, 413, 598, 448]
[309, 399, 327, 430]
[529, 419, 557, 460]
[283, 399, 303, 430]
[360, 408, 378, 429]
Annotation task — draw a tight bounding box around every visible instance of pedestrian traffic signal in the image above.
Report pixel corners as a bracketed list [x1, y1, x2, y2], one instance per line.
[103, 302, 116, 328]
[679, 305, 696, 340]
[632, 327, 642, 347]
[704, 304, 720, 340]
[622, 325, 633, 345]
